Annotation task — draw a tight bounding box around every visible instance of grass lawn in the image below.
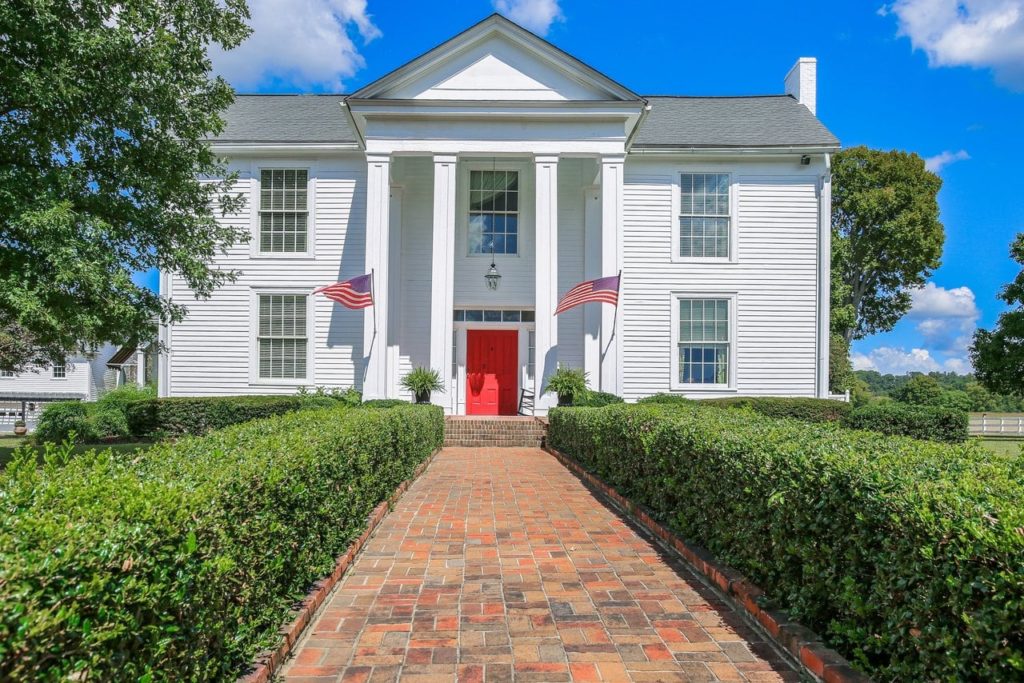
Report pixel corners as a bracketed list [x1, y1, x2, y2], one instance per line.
[978, 437, 1024, 458]
[0, 435, 152, 469]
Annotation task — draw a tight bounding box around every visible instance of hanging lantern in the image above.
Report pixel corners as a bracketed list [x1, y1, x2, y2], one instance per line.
[485, 258, 501, 290]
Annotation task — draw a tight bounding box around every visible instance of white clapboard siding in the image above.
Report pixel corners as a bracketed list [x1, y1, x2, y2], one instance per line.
[168, 156, 367, 396]
[556, 158, 586, 371]
[394, 157, 433, 389]
[620, 161, 821, 400]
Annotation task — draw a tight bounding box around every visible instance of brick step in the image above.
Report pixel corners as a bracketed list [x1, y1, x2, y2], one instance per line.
[443, 417, 548, 448]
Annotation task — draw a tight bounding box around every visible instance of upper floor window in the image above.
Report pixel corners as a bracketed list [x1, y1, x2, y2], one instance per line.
[679, 173, 730, 259]
[469, 170, 518, 255]
[257, 294, 307, 380]
[52, 363, 66, 379]
[260, 169, 308, 253]
[675, 297, 732, 386]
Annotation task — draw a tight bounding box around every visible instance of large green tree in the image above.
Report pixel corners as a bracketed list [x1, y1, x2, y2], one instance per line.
[831, 146, 944, 344]
[971, 232, 1024, 398]
[0, 0, 250, 372]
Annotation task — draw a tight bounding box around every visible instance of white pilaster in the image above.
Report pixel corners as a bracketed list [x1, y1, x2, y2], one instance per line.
[583, 183, 602, 387]
[363, 153, 392, 400]
[430, 154, 458, 410]
[600, 156, 624, 396]
[535, 154, 559, 412]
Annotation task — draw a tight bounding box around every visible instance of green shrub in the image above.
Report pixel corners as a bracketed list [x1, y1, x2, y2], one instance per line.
[0, 403, 443, 681]
[97, 384, 157, 409]
[360, 399, 410, 409]
[573, 390, 624, 407]
[636, 393, 695, 406]
[89, 404, 130, 440]
[843, 401, 968, 443]
[34, 401, 95, 443]
[548, 404, 1024, 680]
[125, 394, 336, 437]
[703, 396, 853, 423]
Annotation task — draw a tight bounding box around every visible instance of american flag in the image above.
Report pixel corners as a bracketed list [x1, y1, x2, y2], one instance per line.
[555, 274, 620, 315]
[313, 274, 374, 309]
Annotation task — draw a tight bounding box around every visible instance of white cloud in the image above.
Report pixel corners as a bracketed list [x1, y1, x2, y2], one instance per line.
[852, 346, 969, 374]
[886, 0, 1024, 89]
[924, 149, 970, 172]
[907, 282, 979, 320]
[493, 0, 564, 35]
[855, 283, 980, 374]
[210, 0, 381, 90]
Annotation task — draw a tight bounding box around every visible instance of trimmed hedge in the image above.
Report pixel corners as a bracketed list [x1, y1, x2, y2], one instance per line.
[0, 403, 443, 681]
[572, 390, 624, 407]
[842, 401, 969, 443]
[548, 404, 1024, 681]
[638, 394, 850, 423]
[125, 394, 337, 437]
[702, 396, 852, 423]
[34, 401, 95, 443]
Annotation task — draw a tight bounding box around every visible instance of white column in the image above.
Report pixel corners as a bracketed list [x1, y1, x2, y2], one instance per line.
[430, 155, 458, 410]
[535, 154, 559, 412]
[600, 156, 624, 396]
[583, 183, 601, 387]
[363, 153, 391, 400]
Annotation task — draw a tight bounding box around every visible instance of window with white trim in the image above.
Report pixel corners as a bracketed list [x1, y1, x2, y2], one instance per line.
[52, 363, 66, 379]
[1, 370, 13, 378]
[257, 294, 307, 379]
[259, 169, 308, 253]
[468, 170, 519, 255]
[677, 298, 731, 385]
[679, 173, 730, 259]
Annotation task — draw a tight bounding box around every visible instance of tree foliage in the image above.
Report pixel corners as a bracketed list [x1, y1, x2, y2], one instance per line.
[972, 232, 1024, 398]
[0, 0, 251, 372]
[831, 147, 944, 343]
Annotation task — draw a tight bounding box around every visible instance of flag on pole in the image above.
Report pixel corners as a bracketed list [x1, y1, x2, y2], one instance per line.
[313, 274, 374, 309]
[555, 274, 620, 315]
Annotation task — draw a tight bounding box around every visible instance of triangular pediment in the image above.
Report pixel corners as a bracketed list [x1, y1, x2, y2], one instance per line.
[352, 15, 639, 102]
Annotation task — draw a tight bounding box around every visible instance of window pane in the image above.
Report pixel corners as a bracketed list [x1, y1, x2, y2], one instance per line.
[502, 310, 521, 322]
[468, 170, 519, 255]
[257, 294, 308, 379]
[680, 173, 729, 259]
[483, 310, 502, 322]
[678, 298, 730, 384]
[259, 169, 309, 253]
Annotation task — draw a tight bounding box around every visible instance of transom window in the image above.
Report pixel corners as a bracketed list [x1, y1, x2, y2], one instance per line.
[259, 169, 309, 253]
[52, 363, 66, 379]
[454, 309, 534, 323]
[468, 170, 519, 255]
[257, 294, 307, 379]
[677, 298, 731, 385]
[679, 173, 730, 259]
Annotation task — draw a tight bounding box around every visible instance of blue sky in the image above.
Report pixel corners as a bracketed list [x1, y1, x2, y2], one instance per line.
[160, 0, 1024, 376]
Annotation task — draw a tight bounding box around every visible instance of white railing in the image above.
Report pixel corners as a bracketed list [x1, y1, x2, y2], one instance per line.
[970, 413, 1024, 436]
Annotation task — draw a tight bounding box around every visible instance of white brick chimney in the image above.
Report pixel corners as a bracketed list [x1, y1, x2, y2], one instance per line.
[784, 57, 817, 115]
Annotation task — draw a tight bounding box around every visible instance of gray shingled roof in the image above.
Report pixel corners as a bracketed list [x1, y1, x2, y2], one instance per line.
[210, 94, 838, 149]
[634, 95, 839, 149]
[213, 95, 356, 143]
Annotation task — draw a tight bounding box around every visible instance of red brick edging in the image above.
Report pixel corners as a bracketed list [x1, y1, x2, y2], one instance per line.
[236, 449, 441, 683]
[544, 446, 873, 683]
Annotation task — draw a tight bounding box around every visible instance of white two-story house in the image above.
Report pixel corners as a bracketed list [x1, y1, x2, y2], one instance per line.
[159, 14, 839, 415]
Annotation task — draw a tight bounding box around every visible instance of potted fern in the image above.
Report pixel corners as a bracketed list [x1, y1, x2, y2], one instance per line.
[542, 367, 589, 406]
[401, 367, 444, 404]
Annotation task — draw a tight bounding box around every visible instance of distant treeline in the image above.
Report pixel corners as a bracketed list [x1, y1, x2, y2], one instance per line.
[854, 371, 1024, 412]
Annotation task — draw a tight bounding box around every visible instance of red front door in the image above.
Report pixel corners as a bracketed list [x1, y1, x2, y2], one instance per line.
[466, 330, 519, 415]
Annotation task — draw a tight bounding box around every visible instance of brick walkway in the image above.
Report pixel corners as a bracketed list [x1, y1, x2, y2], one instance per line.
[281, 448, 799, 682]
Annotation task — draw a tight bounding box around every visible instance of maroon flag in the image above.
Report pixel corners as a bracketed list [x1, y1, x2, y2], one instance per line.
[555, 274, 620, 315]
[313, 274, 374, 309]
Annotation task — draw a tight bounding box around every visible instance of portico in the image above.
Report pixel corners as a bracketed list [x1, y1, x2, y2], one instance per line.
[346, 16, 643, 413]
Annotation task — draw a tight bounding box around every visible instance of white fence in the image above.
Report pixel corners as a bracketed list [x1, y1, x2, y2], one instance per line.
[970, 413, 1024, 437]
